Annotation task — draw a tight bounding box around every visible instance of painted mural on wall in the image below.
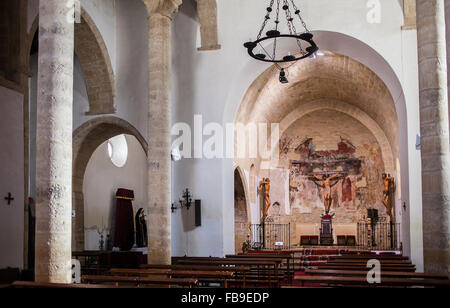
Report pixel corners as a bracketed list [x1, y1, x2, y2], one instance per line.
[290, 137, 361, 212]
[271, 135, 387, 224]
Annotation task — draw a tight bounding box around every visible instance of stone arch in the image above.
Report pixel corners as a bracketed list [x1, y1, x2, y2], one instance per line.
[278, 100, 394, 173]
[234, 167, 249, 253]
[223, 29, 411, 259]
[402, 0, 416, 29]
[197, 0, 221, 51]
[234, 165, 251, 223]
[72, 116, 147, 250]
[28, 7, 115, 116]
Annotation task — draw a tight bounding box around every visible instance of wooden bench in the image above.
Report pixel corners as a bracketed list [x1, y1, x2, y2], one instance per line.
[81, 275, 198, 288]
[331, 255, 408, 260]
[324, 261, 415, 267]
[294, 275, 450, 288]
[174, 259, 282, 287]
[328, 258, 411, 264]
[139, 264, 251, 287]
[225, 253, 294, 282]
[109, 268, 234, 288]
[318, 265, 416, 272]
[305, 269, 449, 280]
[10, 281, 132, 288]
[300, 235, 319, 246]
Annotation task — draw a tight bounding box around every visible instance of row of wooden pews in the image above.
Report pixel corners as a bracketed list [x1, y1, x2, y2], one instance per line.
[294, 252, 450, 288]
[172, 256, 284, 287]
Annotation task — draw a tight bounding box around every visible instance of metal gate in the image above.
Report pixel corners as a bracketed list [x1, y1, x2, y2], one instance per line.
[251, 223, 291, 250]
[357, 222, 401, 250]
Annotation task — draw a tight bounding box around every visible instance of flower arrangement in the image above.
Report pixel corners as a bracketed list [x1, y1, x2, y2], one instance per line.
[321, 213, 335, 219]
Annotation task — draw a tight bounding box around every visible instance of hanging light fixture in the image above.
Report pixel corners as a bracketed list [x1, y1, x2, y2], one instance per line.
[243, 0, 318, 83]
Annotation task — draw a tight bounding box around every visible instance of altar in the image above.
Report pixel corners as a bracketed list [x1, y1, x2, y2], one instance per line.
[320, 217, 334, 245]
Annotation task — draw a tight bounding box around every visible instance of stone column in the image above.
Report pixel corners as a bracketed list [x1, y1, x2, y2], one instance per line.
[142, 0, 181, 265]
[197, 0, 221, 51]
[446, 0, 450, 129]
[416, 0, 450, 274]
[35, 0, 74, 282]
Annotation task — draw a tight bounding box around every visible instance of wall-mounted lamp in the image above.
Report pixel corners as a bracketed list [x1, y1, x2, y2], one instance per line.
[171, 188, 193, 212]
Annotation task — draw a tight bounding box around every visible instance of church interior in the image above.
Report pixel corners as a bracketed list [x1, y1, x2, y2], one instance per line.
[0, 0, 449, 289]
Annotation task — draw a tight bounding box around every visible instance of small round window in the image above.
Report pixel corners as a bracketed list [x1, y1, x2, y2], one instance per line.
[106, 134, 128, 167]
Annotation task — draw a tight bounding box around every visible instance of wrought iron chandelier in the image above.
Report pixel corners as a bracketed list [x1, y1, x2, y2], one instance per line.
[243, 0, 318, 83]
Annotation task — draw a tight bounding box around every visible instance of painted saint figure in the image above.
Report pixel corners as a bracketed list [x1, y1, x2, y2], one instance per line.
[309, 171, 346, 214]
[382, 173, 395, 218]
[258, 178, 271, 221]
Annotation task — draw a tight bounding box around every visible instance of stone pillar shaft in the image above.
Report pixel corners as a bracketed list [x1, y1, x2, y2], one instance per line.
[416, 0, 450, 274]
[147, 12, 172, 265]
[143, 0, 181, 265]
[35, 0, 74, 282]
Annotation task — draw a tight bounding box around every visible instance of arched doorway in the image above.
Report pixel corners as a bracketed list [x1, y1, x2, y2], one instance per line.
[72, 117, 147, 250]
[234, 167, 249, 253]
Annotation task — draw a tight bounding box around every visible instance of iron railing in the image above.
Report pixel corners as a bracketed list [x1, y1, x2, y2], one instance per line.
[251, 223, 291, 250]
[357, 222, 401, 250]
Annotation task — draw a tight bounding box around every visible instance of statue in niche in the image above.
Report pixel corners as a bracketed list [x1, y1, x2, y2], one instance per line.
[258, 178, 271, 221]
[308, 170, 347, 214]
[382, 173, 395, 218]
[135, 208, 148, 248]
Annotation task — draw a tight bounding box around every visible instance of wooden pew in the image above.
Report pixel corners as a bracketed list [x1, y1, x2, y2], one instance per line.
[10, 281, 132, 288]
[81, 275, 198, 288]
[294, 275, 450, 288]
[318, 265, 416, 272]
[109, 268, 234, 288]
[305, 269, 449, 280]
[139, 264, 251, 287]
[330, 255, 409, 260]
[327, 258, 412, 266]
[225, 253, 294, 282]
[323, 262, 415, 269]
[175, 259, 282, 287]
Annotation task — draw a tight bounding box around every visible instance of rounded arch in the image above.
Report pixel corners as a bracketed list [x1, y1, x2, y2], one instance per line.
[235, 51, 399, 158]
[234, 166, 250, 253]
[222, 30, 411, 254]
[279, 99, 394, 173]
[28, 7, 115, 116]
[234, 165, 251, 224]
[72, 116, 147, 250]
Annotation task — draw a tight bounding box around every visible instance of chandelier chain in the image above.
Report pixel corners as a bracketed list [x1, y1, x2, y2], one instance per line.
[272, 0, 282, 61]
[282, 0, 305, 54]
[290, 0, 310, 32]
[257, 0, 275, 40]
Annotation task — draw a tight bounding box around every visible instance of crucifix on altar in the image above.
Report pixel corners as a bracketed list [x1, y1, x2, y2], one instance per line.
[308, 170, 347, 245]
[308, 170, 347, 215]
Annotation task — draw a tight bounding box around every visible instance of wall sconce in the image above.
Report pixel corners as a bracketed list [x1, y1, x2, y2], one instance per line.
[171, 188, 193, 212]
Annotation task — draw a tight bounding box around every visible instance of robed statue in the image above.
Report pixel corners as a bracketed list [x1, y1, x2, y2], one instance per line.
[135, 208, 148, 248]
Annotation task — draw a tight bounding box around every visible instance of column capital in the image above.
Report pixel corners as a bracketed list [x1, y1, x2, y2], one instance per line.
[142, 0, 182, 19]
